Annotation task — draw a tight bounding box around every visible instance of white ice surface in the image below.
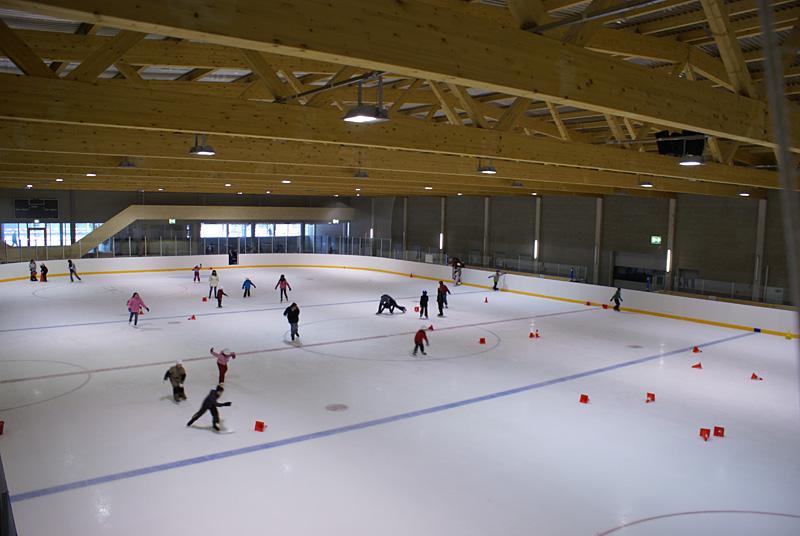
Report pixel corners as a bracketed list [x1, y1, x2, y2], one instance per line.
[0, 267, 798, 535]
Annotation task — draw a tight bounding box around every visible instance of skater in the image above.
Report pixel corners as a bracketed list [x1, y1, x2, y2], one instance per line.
[489, 269, 504, 291]
[208, 269, 219, 299]
[275, 274, 292, 302]
[67, 259, 81, 282]
[419, 290, 429, 319]
[193, 264, 202, 283]
[451, 257, 461, 281]
[216, 287, 228, 308]
[436, 285, 447, 317]
[126, 292, 149, 326]
[438, 281, 451, 308]
[610, 288, 623, 312]
[412, 324, 429, 357]
[163, 360, 187, 402]
[569, 267, 575, 282]
[283, 302, 300, 341]
[376, 294, 406, 314]
[242, 277, 256, 298]
[452, 258, 464, 286]
[210, 347, 236, 384]
[39, 263, 48, 282]
[186, 385, 232, 432]
[28, 259, 37, 281]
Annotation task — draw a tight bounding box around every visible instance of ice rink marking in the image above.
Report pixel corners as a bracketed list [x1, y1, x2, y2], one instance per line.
[9, 331, 753, 503]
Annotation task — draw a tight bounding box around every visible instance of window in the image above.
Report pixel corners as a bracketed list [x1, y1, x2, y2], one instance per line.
[75, 223, 102, 242]
[274, 223, 301, 237]
[254, 223, 275, 237]
[227, 223, 250, 238]
[200, 223, 227, 238]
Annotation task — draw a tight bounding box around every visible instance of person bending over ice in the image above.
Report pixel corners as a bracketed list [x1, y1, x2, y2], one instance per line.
[216, 287, 228, 308]
[39, 263, 48, 282]
[242, 277, 256, 298]
[412, 325, 429, 357]
[186, 385, 231, 432]
[163, 360, 187, 402]
[376, 294, 406, 314]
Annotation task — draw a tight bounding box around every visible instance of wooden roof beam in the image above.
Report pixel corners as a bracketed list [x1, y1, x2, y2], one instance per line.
[0, 18, 56, 78]
[65, 30, 145, 81]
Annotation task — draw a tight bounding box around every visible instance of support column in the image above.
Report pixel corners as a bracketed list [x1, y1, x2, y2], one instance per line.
[533, 196, 541, 267]
[752, 198, 767, 301]
[439, 197, 446, 251]
[665, 197, 677, 290]
[592, 197, 603, 285]
[402, 196, 408, 252]
[482, 196, 490, 263]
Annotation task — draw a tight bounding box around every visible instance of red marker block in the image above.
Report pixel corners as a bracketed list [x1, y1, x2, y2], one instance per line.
[602, 304, 608, 309]
[535, 330, 540, 338]
[529, 331, 535, 338]
[579, 394, 589, 404]
[585, 301, 591, 306]
[202, 297, 208, 302]
[414, 306, 420, 312]
[428, 325, 434, 331]
[692, 346, 701, 353]
[691, 362, 702, 369]
[713, 426, 725, 438]
[699, 428, 710, 441]
[254, 420, 266, 432]
[646, 392, 655, 403]
[479, 337, 486, 345]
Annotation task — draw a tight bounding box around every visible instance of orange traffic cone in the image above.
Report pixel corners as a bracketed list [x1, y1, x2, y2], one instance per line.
[585, 301, 591, 306]
[484, 297, 488, 304]
[202, 297, 208, 302]
[428, 325, 434, 331]
[254, 420, 266, 432]
[692, 346, 701, 353]
[750, 372, 763, 381]
[691, 362, 702, 369]
[713, 426, 725, 438]
[699, 428, 710, 441]
[646, 392, 655, 403]
[189, 314, 196, 320]
[529, 331, 535, 339]
[579, 394, 589, 404]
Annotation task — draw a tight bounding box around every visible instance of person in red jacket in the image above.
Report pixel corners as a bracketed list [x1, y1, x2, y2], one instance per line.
[216, 287, 228, 308]
[412, 325, 429, 357]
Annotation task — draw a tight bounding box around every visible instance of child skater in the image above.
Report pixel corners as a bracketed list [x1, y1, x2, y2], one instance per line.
[610, 288, 623, 312]
[419, 290, 429, 319]
[208, 269, 219, 299]
[438, 280, 451, 309]
[193, 264, 202, 283]
[163, 360, 187, 402]
[210, 347, 236, 384]
[489, 269, 505, 291]
[412, 325, 429, 357]
[39, 263, 48, 282]
[29, 259, 37, 281]
[216, 287, 228, 308]
[275, 274, 292, 302]
[68, 259, 81, 282]
[186, 385, 232, 432]
[283, 302, 300, 341]
[436, 285, 447, 317]
[242, 277, 256, 298]
[126, 292, 149, 327]
[376, 294, 406, 314]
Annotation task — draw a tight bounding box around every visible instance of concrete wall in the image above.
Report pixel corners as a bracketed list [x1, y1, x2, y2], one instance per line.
[541, 195, 597, 270]
[1, 254, 795, 337]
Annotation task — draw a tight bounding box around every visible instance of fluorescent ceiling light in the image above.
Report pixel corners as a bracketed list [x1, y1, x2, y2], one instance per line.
[334, 194, 339, 197]
[86, 172, 96, 177]
[424, 186, 433, 190]
[55, 178, 63, 182]
[266, 190, 271, 194]
[224, 183, 231, 187]
[457, 192, 463, 196]
[237, 192, 243, 195]
[281, 179, 292, 184]
[157, 188, 164, 191]
[531, 192, 537, 196]
[738, 191, 751, 197]
[679, 155, 704, 166]
[355, 188, 361, 191]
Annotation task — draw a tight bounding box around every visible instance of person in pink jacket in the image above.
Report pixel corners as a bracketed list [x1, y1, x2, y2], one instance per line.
[126, 292, 150, 327]
[210, 347, 236, 384]
[275, 274, 292, 302]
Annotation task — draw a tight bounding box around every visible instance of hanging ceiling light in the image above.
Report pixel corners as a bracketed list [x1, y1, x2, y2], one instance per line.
[343, 75, 389, 123]
[354, 169, 369, 179]
[118, 158, 136, 169]
[477, 158, 497, 175]
[55, 178, 64, 182]
[738, 191, 751, 197]
[639, 180, 654, 188]
[679, 154, 704, 166]
[189, 134, 216, 156]
[85, 172, 97, 177]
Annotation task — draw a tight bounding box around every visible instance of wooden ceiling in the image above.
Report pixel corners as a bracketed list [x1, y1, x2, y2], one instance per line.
[0, 0, 797, 198]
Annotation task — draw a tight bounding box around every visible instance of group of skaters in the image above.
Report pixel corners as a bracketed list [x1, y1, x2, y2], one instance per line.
[27, 259, 82, 282]
[195, 264, 292, 308]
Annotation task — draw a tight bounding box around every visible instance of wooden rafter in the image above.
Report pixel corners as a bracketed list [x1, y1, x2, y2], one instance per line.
[546, 102, 571, 142]
[65, 30, 145, 81]
[428, 81, 461, 125]
[305, 66, 358, 109]
[494, 97, 530, 132]
[0, 18, 56, 78]
[447, 84, 490, 128]
[560, 0, 617, 47]
[240, 49, 290, 100]
[699, 0, 758, 98]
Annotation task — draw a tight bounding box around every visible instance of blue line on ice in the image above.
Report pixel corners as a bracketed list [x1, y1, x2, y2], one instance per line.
[10, 331, 754, 503]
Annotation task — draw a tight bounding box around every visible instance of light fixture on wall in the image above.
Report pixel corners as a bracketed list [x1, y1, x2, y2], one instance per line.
[477, 159, 497, 175]
[639, 180, 654, 188]
[439, 232, 444, 250]
[666, 249, 672, 273]
[189, 134, 216, 156]
[534, 239, 539, 260]
[343, 75, 389, 123]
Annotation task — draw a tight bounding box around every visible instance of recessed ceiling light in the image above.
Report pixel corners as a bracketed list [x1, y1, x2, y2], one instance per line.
[224, 183, 231, 187]
[281, 179, 292, 184]
[424, 186, 433, 190]
[158, 188, 164, 191]
[334, 194, 339, 197]
[25, 184, 33, 189]
[86, 172, 96, 177]
[531, 192, 537, 196]
[266, 190, 271, 194]
[457, 192, 463, 196]
[355, 188, 361, 191]
[738, 191, 751, 197]
[55, 178, 63, 182]
[356, 193, 361, 197]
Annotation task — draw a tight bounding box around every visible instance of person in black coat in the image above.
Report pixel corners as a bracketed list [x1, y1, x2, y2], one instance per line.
[186, 385, 231, 432]
[39, 263, 49, 282]
[283, 302, 300, 340]
[376, 294, 406, 314]
[610, 288, 623, 311]
[419, 290, 429, 319]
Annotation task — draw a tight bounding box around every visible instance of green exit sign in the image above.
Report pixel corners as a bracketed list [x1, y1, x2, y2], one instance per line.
[651, 235, 662, 245]
[168, 218, 176, 224]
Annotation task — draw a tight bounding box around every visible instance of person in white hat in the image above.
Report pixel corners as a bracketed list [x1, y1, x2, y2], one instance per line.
[163, 360, 187, 402]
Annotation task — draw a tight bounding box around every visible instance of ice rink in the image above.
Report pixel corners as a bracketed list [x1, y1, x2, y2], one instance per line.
[1, 265, 799, 535]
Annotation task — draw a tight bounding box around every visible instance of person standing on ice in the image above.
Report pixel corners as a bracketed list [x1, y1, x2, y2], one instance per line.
[275, 274, 292, 302]
[126, 292, 149, 326]
[208, 269, 219, 299]
[438, 281, 451, 309]
[419, 290, 429, 319]
[216, 287, 228, 308]
[242, 277, 256, 298]
[436, 286, 447, 317]
[39, 263, 49, 282]
[610, 288, 623, 312]
[412, 325, 429, 357]
[163, 360, 187, 402]
[67, 259, 81, 282]
[376, 294, 405, 314]
[193, 264, 202, 283]
[29, 259, 37, 281]
[186, 385, 232, 432]
[489, 269, 505, 291]
[210, 347, 236, 384]
[283, 302, 300, 341]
